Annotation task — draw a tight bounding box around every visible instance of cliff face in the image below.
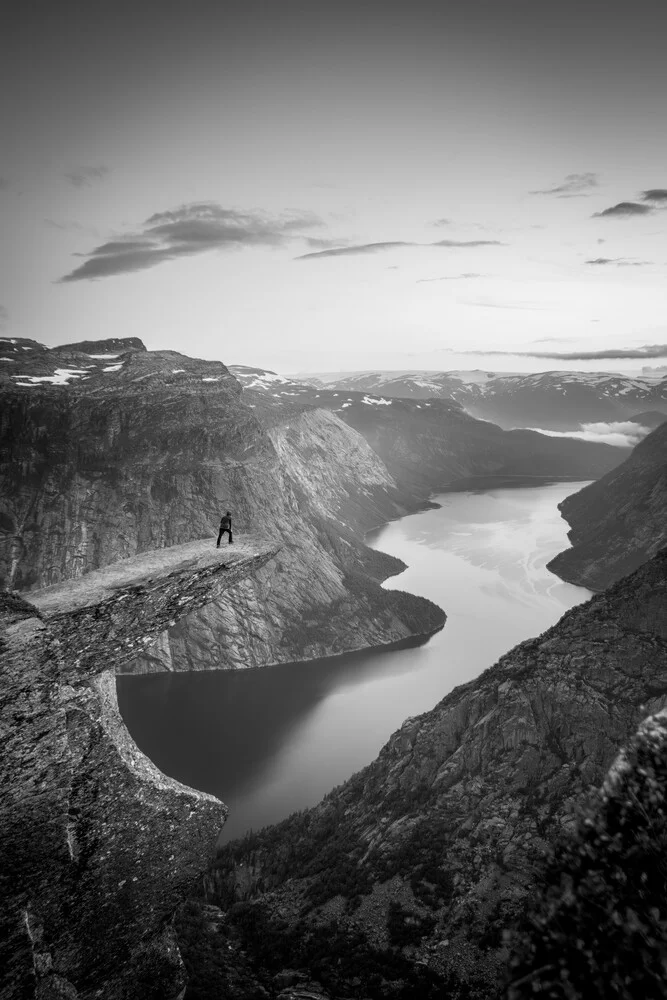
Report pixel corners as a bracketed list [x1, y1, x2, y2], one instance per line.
[207, 551, 667, 999]
[548, 421, 667, 591]
[1, 340, 445, 676]
[0, 542, 276, 1000]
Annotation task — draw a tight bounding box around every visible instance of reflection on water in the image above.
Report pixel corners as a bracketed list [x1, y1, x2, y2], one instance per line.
[117, 480, 592, 843]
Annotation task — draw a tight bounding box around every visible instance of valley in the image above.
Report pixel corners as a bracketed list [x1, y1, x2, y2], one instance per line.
[1, 335, 665, 1000]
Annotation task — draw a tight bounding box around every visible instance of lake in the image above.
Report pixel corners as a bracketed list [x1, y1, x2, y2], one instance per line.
[116, 479, 592, 843]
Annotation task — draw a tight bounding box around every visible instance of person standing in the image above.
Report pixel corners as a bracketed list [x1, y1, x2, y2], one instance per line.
[217, 511, 233, 546]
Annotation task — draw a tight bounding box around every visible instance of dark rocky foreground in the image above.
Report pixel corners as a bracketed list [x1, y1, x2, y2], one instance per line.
[203, 550, 667, 999]
[0, 543, 277, 1000]
[548, 420, 667, 590]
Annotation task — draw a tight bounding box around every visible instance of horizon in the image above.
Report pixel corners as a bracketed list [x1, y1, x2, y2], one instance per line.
[1, 0, 666, 373]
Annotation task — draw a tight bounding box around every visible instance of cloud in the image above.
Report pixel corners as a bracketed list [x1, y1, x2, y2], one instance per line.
[303, 237, 350, 250]
[0, 305, 8, 329]
[296, 241, 413, 259]
[641, 189, 667, 202]
[530, 172, 599, 197]
[296, 239, 504, 260]
[432, 239, 503, 248]
[460, 297, 551, 312]
[458, 343, 667, 360]
[64, 165, 110, 188]
[45, 219, 99, 235]
[431, 218, 451, 227]
[59, 203, 325, 281]
[585, 257, 653, 266]
[593, 201, 654, 217]
[0, 177, 9, 191]
[526, 421, 652, 449]
[416, 272, 484, 283]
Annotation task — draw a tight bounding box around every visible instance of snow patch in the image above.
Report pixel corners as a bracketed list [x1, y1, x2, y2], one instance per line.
[361, 395, 392, 406]
[202, 377, 220, 382]
[102, 363, 123, 372]
[172, 369, 186, 373]
[87, 353, 120, 359]
[12, 368, 89, 386]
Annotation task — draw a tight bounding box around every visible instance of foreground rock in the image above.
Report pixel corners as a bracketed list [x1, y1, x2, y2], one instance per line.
[548, 420, 667, 590]
[506, 709, 667, 999]
[0, 541, 276, 1000]
[204, 550, 667, 999]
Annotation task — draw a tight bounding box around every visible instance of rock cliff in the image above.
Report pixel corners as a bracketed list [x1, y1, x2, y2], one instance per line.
[205, 549, 667, 999]
[0, 339, 445, 676]
[548, 420, 667, 591]
[0, 541, 276, 1000]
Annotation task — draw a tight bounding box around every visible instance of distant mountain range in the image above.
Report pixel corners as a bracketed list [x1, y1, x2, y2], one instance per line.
[230, 365, 631, 493]
[281, 367, 667, 432]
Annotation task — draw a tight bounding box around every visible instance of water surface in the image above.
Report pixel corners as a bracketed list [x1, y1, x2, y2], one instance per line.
[117, 480, 592, 842]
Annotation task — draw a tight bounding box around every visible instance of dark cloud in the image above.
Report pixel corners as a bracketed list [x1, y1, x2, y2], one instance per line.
[64, 165, 110, 188]
[59, 203, 324, 281]
[593, 201, 654, 217]
[460, 344, 667, 360]
[641, 189, 667, 202]
[431, 218, 451, 227]
[530, 172, 599, 197]
[585, 257, 617, 264]
[416, 272, 484, 283]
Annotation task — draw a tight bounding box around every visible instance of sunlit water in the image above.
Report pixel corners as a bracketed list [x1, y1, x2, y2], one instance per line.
[117, 479, 592, 843]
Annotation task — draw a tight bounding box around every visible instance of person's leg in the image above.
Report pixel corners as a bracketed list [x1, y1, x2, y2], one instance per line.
[216, 528, 223, 547]
[228, 528, 233, 544]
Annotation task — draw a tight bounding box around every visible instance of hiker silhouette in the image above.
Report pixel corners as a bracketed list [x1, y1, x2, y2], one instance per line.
[217, 511, 233, 547]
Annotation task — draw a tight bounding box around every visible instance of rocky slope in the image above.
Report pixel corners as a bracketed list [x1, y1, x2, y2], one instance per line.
[0, 337, 445, 675]
[548, 420, 667, 591]
[290, 367, 667, 431]
[232, 367, 630, 495]
[0, 542, 276, 1000]
[202, 549, 667, 1000]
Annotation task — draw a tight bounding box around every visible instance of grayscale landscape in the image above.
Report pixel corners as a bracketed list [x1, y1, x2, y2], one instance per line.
[1, 2, 666, 999]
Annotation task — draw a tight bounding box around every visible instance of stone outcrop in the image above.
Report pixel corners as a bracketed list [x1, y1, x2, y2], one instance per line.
[0, 542, 276, 1000]
[548, 420, 667, 590]
[209, 550, 667, 999]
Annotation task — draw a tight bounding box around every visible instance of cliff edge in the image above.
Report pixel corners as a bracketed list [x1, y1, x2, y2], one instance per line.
[0, 540, 276, 1000]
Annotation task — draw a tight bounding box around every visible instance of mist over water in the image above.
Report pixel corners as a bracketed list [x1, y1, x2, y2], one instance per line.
[117, 480, 592, 843]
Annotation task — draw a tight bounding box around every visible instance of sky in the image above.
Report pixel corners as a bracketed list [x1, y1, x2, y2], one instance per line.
[1, 0, 666, 374]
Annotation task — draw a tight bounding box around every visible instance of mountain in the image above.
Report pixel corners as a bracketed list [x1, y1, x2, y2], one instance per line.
[290, 367, 667, 432]
[1, 338, 446, 674]
[231, 365, 630, 492]
[547, 420, 667, 591]
[201, 550, 667, 1000]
